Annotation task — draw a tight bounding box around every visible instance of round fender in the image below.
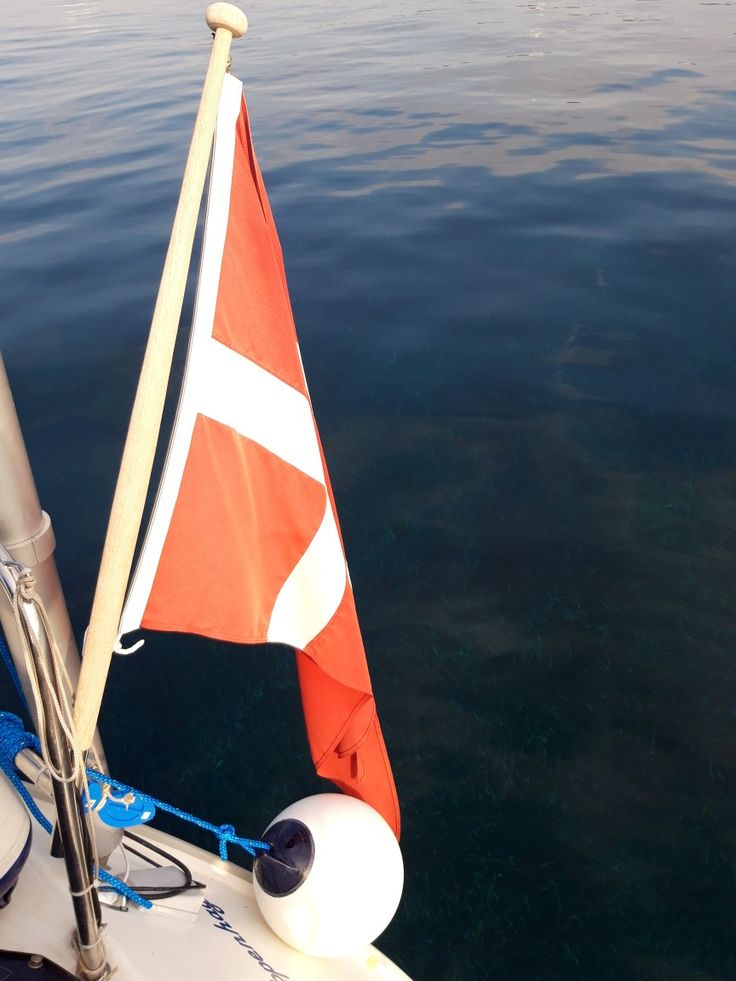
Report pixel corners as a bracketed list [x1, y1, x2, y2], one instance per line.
[253, 793, 403, 957]
[0, 772, 31, 909]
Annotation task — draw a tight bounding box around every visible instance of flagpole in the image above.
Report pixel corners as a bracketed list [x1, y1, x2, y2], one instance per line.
[73, 3, 248, 751]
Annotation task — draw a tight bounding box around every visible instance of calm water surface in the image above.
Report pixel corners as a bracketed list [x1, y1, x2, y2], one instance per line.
[2, 2, 736, 979]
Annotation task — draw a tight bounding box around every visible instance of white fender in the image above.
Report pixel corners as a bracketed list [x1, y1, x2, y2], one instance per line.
[0, 772, 31, 908]
[253, 794, 403, 957]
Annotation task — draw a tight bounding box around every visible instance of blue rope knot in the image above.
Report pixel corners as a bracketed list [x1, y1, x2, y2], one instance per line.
[218, 823, 236, 861]
[84, 768, 271, 863]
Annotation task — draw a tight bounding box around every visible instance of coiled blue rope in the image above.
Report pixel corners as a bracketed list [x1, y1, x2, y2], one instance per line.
[0, 712, 151, 907]
[0, 711, 50, 832]
[0, 712, 270, 910]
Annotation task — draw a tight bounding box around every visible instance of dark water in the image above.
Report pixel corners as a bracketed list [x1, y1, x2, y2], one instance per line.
[3, 1, 736, 978]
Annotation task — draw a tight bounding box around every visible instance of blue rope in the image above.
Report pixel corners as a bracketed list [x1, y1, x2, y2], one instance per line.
[0, 712, 51, 832]
[0, 712, 270, 910]
[85, 766, 271, 861]
[97, 867, 152, 909]
[0, 631, 30, 715]
[0, 712, 147, 906]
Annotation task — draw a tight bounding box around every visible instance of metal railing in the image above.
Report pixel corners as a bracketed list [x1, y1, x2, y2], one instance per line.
[0, 544, 109, 980]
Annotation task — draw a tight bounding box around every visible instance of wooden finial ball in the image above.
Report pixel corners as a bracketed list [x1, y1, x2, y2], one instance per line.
[206, 3, 248, 38]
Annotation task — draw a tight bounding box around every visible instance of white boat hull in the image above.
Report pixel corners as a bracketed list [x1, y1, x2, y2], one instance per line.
[0, 795, 410, 980]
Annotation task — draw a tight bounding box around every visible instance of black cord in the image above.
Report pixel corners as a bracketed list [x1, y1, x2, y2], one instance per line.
[108, 830, 206, 901]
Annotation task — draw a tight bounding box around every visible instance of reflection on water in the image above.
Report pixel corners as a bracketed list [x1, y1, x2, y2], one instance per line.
[2, 1, 736, 978]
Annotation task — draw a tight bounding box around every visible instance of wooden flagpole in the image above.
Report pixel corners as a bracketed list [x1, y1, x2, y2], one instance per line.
[73, 3, 248, 750]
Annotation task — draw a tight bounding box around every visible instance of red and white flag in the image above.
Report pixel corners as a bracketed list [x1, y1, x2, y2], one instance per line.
[119, 74, 400, 838]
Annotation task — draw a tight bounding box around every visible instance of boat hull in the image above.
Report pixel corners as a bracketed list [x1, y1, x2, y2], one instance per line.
[0, 794, 410, 980]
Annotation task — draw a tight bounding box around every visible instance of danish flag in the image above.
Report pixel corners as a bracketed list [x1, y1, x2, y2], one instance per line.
[119, 74, 400, 838]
